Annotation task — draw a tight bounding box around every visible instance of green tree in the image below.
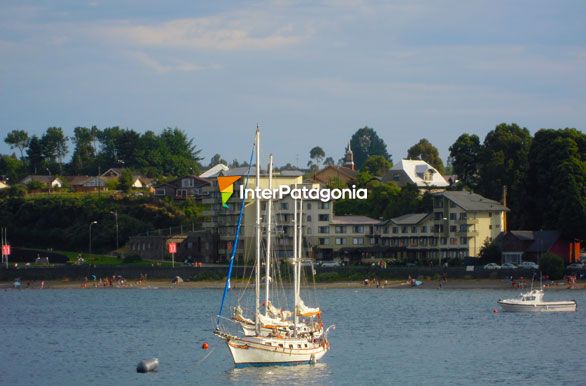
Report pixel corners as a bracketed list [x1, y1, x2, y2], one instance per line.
[209, 153, 227, 167]
[41, 127, 68, 171]
[478, 239, 501, 263]
[309, 146, 326, 169]
[349, 127, 391, 170]
[522, 129, 586, 239]
[0, 155, 25, 183]
[407, 138, 445, 174]
[4, 130, 30, 160]
[117, 169, 134, 192]
[449, 133, 481, 188]
[477, 123, 531, 228]
[70, 126, 96, 174]
[26, 135, 45, 174]
[324, 157, 335, 166]
[97, 126, 124, 166]
[539, 252, 564, 280]
[361, 155, 392, 177]
[158, 128, 203, 175]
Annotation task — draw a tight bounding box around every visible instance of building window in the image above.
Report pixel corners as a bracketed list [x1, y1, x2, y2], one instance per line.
[319, 238, 330, 245]
[459, 224, 467, 232]
[352, 238, 364, 245]
[460, 237, 467, 245]
[449, 213, 457, 220]
[450, 201, 456, 208]
[459, 213, 467, 220]
[335, 238, 345, 245]
[307, 203, 312, 210]
[434, 224, 444, 233]
[420, 226, 427, 233]
[155, 188, 166, 196]
[411, 226, 417, 233]
[181, 178, 194, 188]
[335, 226, 345, 234]
[353, 225, 364, 233]
[392, 227, 399, 234]
[318, 226, 330, 234]
[401, 226, 407, 233]
[319, 202, 330, 209]
[318, 214, 329, 221]
[440, 237, 447, 245]
[450, 237, 458, 245]
[305, 215, 311, 222]
[280, 202, 289, 210]
[392, 173, 400, 181]
[449, 225, 457, 233]
[434, 212, 443, 220]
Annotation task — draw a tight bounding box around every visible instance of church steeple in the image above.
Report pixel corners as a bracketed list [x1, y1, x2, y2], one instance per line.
[343, 142, 355, 171]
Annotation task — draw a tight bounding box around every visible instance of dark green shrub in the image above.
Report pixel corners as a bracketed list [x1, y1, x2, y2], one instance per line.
[316, 271, 341, 282]
[122, 255, 143, 264]
[540, 252, 564, 280]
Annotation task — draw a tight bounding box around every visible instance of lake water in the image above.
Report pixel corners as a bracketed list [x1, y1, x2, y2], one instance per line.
[1, 287, 585, 386]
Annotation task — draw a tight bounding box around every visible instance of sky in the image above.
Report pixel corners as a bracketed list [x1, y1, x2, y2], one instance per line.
[1, 0, 585, 168]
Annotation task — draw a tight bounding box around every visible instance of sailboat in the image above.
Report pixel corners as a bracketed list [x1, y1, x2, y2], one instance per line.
[214, 128, 332, 366]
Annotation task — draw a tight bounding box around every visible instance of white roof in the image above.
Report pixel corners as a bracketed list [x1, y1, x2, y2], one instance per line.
[391, 159, 448, 187]
[199, 164, 229, 178]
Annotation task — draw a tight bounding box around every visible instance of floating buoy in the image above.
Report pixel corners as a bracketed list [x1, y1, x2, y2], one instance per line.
[136, 358, 159, 373]
[202, 342, 209, 350]
[492, 308, 499, 313]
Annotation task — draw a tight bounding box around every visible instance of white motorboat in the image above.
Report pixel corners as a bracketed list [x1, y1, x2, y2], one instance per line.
[498, 288, 577, 312]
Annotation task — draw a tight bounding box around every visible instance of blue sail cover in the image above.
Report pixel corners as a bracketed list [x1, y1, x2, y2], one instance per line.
[216, 140, 255, 327]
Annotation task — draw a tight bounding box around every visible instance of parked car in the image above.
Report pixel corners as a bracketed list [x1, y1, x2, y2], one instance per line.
[483, 263, 501, 270]
[567, 263, 585, 269]
[518, 261, 539, 270]
[319, 260, 342, 268]
[501, 263, 518, 269]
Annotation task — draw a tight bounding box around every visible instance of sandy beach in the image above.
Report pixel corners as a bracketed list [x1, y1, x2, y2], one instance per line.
[3, 278, 585, 290]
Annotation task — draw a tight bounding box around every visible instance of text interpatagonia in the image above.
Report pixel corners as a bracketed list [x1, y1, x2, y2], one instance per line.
[239, 185, 368, 202]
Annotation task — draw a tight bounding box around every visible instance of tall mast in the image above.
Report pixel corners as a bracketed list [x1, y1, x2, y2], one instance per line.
[293, 196, 298, 335]
[254, 126, 261, 335]
[297, 197, 303, 308]
[264, 154, 273, 316]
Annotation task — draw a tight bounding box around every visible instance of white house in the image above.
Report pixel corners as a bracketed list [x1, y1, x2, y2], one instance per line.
[382, 159, 449, 189]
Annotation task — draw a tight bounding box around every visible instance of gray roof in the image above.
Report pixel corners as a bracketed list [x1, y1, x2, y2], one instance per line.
[279, 170, 304, 177]
[389, 213, 430, 225]
[527, 230, 562, 253]
[331, 215, 380, 225]
[509, 231, 535, 241]
[439, 191, 508, 211]
[222, 166, 265, 176]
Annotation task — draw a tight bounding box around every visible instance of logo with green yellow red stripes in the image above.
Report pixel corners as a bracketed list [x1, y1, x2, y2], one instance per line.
[217, 176, 241, 208]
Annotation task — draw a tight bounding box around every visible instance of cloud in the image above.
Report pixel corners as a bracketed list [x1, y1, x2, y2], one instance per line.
[100, 15, 308, 51]
[129, 51, 209, 73]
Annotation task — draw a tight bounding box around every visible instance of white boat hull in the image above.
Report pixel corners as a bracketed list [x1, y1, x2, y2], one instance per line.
[225, 335, 328, 366]
[498, 300, 576, 312]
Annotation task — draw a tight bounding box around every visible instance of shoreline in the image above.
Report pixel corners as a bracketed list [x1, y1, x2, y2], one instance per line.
[2, 278, 585, 290]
